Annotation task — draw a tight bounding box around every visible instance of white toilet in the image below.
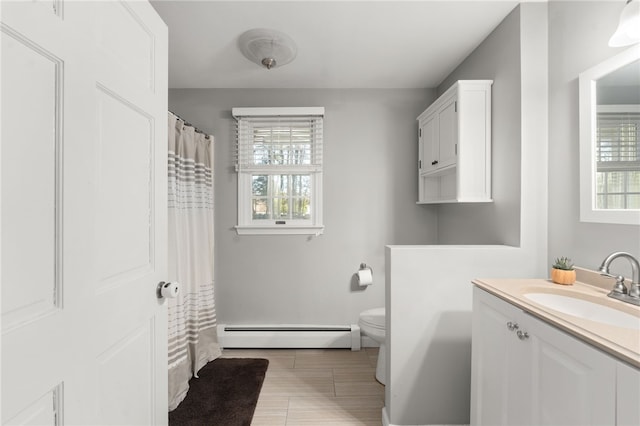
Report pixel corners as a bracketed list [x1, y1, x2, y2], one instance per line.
[358, 307, 386, 385]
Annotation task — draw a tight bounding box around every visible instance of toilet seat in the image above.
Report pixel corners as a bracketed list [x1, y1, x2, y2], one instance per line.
[359, 307, 385, 330]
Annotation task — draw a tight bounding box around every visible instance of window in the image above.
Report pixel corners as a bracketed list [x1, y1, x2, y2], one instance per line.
[233, 107, 324, 235]
[596, 107, 640, 210]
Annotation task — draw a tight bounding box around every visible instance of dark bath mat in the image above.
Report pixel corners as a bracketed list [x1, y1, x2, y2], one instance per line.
[169, 358, 269, 426]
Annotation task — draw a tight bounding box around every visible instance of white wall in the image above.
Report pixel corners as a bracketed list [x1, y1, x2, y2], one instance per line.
[385, 3, 549, 424]
[548, 1, 640, 278]
[385, 245, 540, 425]
[168, 88, 438, 326]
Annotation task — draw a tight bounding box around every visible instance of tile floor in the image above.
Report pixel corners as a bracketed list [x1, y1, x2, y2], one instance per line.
[219, 347, 384, 426]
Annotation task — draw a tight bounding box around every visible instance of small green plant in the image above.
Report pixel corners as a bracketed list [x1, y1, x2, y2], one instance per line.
[552, 256, 574, 271]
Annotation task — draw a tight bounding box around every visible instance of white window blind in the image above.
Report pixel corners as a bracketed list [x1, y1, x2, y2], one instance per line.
[235, 116, 323, 172]
[232, 107, 324, 235]
[597, 112, 639, 165]
[596, 109, 640, 209]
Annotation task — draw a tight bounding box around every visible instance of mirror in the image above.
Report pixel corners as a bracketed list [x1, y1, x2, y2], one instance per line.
[579, 46, 640, 225]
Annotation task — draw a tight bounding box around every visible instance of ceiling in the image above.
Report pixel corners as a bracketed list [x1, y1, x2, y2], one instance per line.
[150, 0, 523, 89]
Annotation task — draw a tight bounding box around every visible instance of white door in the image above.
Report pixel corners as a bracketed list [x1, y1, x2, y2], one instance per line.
[1, 1, 168, 425]
[471, 287, 533, 426]
[470, 286, 519, 426]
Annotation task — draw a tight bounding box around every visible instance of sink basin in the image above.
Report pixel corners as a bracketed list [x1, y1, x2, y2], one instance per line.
[524, 293, 640, 330]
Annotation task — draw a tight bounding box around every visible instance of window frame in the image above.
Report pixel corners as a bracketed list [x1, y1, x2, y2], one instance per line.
[232, 107, 324, 235]
[578, 47, 640, 225]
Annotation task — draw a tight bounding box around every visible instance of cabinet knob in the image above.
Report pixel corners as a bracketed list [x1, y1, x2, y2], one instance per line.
[516, 330, 529, 341]
[431, 160, 439, 166]
[506, 321, 519, 332]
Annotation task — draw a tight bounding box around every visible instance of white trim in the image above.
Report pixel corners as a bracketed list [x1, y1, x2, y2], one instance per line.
[382, 407, 391, 426]
[234, 225, 324, 236]
[578, 45, 640, 225]
[232, 106, 324, 118]
[597, 105, 640, 114]
[217, 324, 360, 349]
[382, 406, 468, 426]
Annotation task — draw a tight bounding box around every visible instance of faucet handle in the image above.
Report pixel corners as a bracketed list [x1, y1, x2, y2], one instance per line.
[612, 276, 628, 295]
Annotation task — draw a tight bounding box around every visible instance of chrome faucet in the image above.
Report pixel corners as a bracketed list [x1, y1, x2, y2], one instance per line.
[599, 251, 640, 306]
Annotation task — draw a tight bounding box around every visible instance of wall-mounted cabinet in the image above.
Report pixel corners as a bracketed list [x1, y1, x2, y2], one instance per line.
[417, 80, 493, 204]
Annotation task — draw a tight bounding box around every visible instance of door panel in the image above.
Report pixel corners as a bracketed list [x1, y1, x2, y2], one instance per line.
[96, 87, 153, 284]
[617, 362, 640, 426]
[525, 313, 616, 426]
[470, 297, 510, 425]
[96, 1, 155, 91]
[96, 321, 155, 425]
[1, 24, 62, 332]
[4, 385, 62, 426]
[1, 2, 168, 424]
[421, 114, 437, 173]
[438, 98, 457, 169]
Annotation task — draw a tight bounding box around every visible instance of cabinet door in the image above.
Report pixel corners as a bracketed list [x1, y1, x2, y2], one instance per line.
[437, 96, 457, 169]
[420, 113, 438, 174]
[522, 313, 616, 426]
[617, 362, 640, 426]
[471, 287, 523, 426]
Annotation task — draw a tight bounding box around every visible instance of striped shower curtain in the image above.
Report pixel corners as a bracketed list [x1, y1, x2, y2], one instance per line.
[167, 112, 221, 411]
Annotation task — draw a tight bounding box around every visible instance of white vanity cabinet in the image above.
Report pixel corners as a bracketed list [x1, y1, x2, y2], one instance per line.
[471, 286, 625, 426]
[617, 362, 640, 426]
[417, 80, 492, 203]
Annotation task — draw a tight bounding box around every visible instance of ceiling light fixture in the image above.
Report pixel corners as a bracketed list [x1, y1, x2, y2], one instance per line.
[609, 0, 640, 47]
[238, 28, 297, 70]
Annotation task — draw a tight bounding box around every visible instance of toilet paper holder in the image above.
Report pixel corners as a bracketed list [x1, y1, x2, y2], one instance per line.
[359, 263, 373, 274]
[357, 263, 373, 286]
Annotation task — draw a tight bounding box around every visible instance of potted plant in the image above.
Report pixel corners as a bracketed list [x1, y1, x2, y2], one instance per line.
[551, 257, 576, 285]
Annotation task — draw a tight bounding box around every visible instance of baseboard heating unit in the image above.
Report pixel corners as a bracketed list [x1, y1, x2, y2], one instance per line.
[217, 324, 361, 350]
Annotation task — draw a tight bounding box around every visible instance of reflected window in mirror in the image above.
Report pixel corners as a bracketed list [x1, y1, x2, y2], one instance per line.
[596, 60, 640, 210]
[579, 46, 640, 225]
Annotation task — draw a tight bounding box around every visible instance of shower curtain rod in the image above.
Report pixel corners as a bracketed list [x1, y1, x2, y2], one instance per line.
[169, 110, 211, 139]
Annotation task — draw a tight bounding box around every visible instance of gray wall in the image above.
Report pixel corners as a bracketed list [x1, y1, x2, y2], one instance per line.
[385, 4, 550, 424]
[548, 1, 640, 277]
[435, 6, 522, 247]
[168, 89, 437, 325]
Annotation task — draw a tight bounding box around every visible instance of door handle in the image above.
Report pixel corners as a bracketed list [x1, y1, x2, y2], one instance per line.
[157, 281, 180, 299]
[431, 160, 439, 166]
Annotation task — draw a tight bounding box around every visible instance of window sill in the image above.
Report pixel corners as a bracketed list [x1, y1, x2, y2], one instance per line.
[234, 225, 324, 236]
[580, 208, 640, 225]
